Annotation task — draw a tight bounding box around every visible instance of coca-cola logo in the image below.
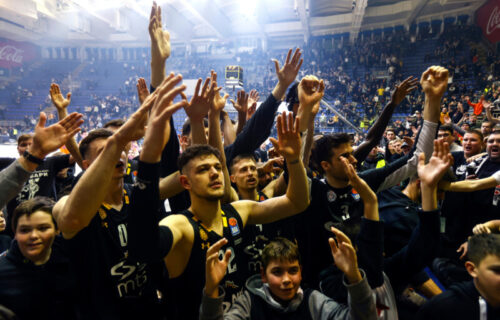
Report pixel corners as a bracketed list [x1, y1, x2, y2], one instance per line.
[0, 45, 24, 64]
[487, 6, 500, 35]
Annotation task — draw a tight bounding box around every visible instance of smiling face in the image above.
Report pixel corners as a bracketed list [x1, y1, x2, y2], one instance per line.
[15, 210, 57, 265]
[231, 158, 258, 192]
[181, 154, 225, 200]
[486, 132, 500, 162]
[261, 259, 302, 304]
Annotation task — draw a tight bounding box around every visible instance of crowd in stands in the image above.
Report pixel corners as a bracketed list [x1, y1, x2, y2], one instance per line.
[0, 3, 500, 320]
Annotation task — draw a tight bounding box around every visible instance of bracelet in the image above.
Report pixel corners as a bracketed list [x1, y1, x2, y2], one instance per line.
[288, 159, 300, 165]
[23, 151, 44, 165]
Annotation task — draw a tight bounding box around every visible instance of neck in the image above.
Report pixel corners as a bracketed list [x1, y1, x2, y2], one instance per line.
[325, 174, 349, 189]
[104, 178, 124, 206]
[474, 278, 500, 308]
[402, 183, 419, 202]
[238, 186, 259, 201]
[32, 248, 52, 266]
[189, 194, 223, 234]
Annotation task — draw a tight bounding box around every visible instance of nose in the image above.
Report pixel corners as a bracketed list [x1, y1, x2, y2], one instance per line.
[349, 154, 358, 166]
[282, 272, 291, 284]
[29, 229, 40, 239]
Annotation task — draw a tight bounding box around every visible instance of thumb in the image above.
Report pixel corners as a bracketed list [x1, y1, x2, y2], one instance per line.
[36, 112, 47, 129]
[418, 152, 425, 167]
[272, 59, 280, 74]
[269, 137, 279, 150]
[223, 249, 232, 264]
[230, 99, 236, 107]
[67, 92, 72, 101]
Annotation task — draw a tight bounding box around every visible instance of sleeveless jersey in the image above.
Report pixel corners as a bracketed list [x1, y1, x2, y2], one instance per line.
[164, 204, 246, 320]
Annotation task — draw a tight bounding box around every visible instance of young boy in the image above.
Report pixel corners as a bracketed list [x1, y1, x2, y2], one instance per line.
[200, 236, 377, 320]
[417, 233, 500, 319]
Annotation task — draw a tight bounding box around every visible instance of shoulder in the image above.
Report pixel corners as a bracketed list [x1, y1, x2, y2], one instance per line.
[159, 213, 193, 240]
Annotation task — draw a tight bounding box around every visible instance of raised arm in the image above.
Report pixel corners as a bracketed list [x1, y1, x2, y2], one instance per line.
[50, 83, 83, 168]
[354, 76, 418, 163]
[296, 76, 325, 132]
[231, 90, 250, 137]
[440, 170, 500, 192]
[485, 101, 500, 125]
[233, 112, 309, 225]
[149, 1, 170, 88]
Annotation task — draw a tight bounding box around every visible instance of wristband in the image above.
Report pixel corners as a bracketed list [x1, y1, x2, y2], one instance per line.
[493, 170, 500, 184]
[23, 151, 44, 165]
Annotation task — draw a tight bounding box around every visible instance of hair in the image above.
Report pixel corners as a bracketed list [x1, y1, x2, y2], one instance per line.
[181, 118, 209, 136]
[465, 129, 484, 142]
[285, 82, 299, 112]
[11, 197, 56, 232]
[467, 233, 500, 265]
[17, 133, 33, 145]
[439, 124, 453, 135]
[79, 128, 113, 160]
[177, 144, 222, 173]
[103, 119, 125, 129]
[230, 153, 257, 174]
[261, 237, 301, 270]
[310, 133, 351, 174]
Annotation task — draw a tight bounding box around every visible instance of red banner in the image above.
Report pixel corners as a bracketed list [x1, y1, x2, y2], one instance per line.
[477, 0, 500, 43]
[0, 39, 38, 69]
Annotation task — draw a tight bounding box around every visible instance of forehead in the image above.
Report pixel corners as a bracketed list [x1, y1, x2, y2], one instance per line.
[464, 133, 480, 140]
[187, 154, 221, 169]
[233, 158, 256, 170]
[487, 133, 500, 143]
[17, 211, 54, 226]
[478, 254, 500, 268]
[266, 259, 300, 270]
[18, 138, 33, 145]
[331, 143, 353, 157]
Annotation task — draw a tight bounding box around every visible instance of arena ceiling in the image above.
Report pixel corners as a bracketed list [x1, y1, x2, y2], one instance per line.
[0, 0, 488, 46]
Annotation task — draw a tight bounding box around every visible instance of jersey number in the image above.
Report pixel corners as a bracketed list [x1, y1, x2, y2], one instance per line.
[118, 224, 128, 247]
[219, 246, 237, 274]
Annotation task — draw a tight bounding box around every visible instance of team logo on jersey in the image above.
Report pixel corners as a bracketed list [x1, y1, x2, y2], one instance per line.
[98, 208, 107, 220]
[327, 190, 337, 202]
[351, 189, 360, 201]
[259, 195, 266, 201]
[224, 280, 239, 289]
[200, 229, 208, 241]
[229, 218, 240, 236]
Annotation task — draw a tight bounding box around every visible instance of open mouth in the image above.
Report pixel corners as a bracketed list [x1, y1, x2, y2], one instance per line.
[247, 178, 257, 184]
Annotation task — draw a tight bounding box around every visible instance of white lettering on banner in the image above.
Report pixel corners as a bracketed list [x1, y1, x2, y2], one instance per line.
[0, 45, 24, 64]
[487, 6, 500, 35]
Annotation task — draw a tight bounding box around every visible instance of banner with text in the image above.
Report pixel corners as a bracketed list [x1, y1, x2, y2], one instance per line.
[0, 39, 39, 69]
[477, 0, 500, 43]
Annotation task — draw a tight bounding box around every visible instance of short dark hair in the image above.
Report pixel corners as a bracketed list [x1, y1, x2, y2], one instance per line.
[311, 133, 351, 174]
[12, 197, 56, 232]
[465, 129, 483, 141]
[467, 233, 500, 265]
[230, 153, 256, 174]
[262, 237, 301, 270]
[181, 118, 209, 136]
[79, 128, 113, 160]
[285, 82, 299, 112]
[103, 119, 125, 129]
[439, 124, 453, 135]
[17, 133, 33, 145]
[178, 144, 222, 173]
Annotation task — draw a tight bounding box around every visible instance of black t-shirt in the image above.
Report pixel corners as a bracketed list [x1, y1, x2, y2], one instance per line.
[65, 185, 163, 319]
[5, 154, 71, 236]
[163, 204, 246, 320]
[0, 157, 15, 171]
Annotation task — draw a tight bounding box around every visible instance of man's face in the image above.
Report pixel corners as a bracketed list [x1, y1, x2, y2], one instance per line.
[322, 143, 357, 183]
[393, 141, 402, 154]
[258, 169, 272, 189]
[84, 138, 127, 178]
[482, 122, 492, 136]
[261, 259, 302, 304]
[182, 154, 225, 200]
[15, 211, 57, 265]
[463, 133, 483, 158]
[17, 138, 33, 156]
[386, 131, 395, 141]
[437, 130, 454, 145]
[468, 254, 500, 306]
[231, 158, 258, 192]
[486, 133, 500, 162]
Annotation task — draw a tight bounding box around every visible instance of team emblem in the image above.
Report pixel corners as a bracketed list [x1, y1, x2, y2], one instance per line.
[327, 190, 337, 202]
[229, 218, 240, 236]
[98, 208, 107, 220]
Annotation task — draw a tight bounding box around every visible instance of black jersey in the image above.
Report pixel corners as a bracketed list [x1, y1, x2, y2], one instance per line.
[164, 204, 246, 320]
[66, 185, 163, 319]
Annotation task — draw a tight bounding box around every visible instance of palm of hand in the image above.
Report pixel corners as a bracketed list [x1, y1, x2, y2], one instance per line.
[275, 134, 300, 159]
[332, 246, 355, 275]
[418, 157, 448, 186]
[187, 96, 209, 119]
[278, 64, 298, 84]
[52, 94, 69, 109]
[35, 125, 68, 154]
[212, 94, 226, 112]
[153, 29, 171, 60]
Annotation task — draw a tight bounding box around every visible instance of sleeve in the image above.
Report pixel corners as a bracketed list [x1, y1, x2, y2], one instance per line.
[373, 120, 438, 193]
[199, 288, 251, 320]
[451, 123, 465, 136]
[383, 209, 441, 294]
[0, 159, 32, 208]
[310, 271, 377, 320]
[356, 218, 385, 288]
[127, 161, 173, 263]
[224, 93, 281, 166]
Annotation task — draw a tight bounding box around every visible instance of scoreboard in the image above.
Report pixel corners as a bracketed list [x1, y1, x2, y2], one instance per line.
[225, 66, 243, 87]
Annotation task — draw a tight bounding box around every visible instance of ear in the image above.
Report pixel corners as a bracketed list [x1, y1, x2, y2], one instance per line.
[260, 267, 267, 284]
[320, 160, 330, 173]
[82, 159, 90, 170]
[230, 174, 236, 184]
[465, 261, 478, 278]
[179, 174, 191, 190]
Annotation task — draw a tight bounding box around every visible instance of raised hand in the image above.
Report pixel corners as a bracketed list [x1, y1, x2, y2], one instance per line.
[298, 75, 325, 109]
[340, 157, 376, 202]
[246, 103, 257, 120]
[149, 2, 170, 63]
[182, 77, 211, 121]
[472, 223, 491, 235]
[417, 139, 453, 188]
[136, 78, 150, 105]
[30, 112, 83, 159]
[209, 71, 228, 114]
[420, 66, 449, 101]
[248, 89, 259, 106]
[269, 112, 301, 161]
[457, 242, 468, 260]
[141, 74, 187, 163]
[49, 83, 71, 110]
[329, 227, 362, 284]
[230, 90, 249, 117]
[391, 76, 419, 106]
[205, 238, 231, 298]
[273, 48, 303, 87]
